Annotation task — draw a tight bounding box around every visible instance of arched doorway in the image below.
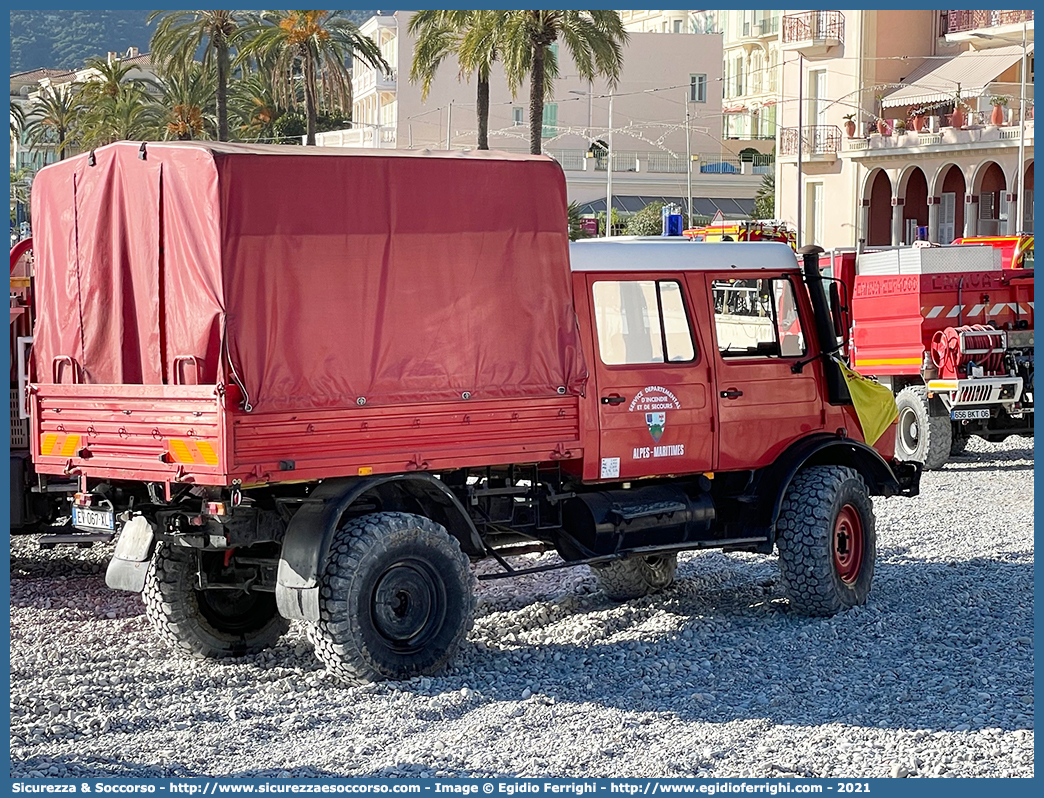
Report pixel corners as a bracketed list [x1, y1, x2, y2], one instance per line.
[902, 167, 929, 244]
[938, 165, 966, 243]
[867, 170, 892, 246]
[977, 161, 1007, 236]
[1024, 162, 1034, 232]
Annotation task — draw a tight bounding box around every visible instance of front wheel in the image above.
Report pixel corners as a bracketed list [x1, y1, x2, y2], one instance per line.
[308, 512, 475, 684]
[895, 386, 951, 470]
[775, 466, 876, 616]
[142, 542, 289, 658]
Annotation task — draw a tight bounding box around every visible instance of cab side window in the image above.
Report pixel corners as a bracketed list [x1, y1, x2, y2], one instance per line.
[592, 280, 697, 365]
[712, 277, 806, 358]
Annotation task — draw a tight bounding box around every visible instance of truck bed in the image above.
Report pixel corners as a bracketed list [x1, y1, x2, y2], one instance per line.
[32, 384, 582, 487]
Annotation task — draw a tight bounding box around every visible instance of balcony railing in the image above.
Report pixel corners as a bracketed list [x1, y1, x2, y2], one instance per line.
[780, 125, 842, 156]
[943, 9, 1033, 35]
[526, 149, 774, 175]
[782, 10, 845, 46]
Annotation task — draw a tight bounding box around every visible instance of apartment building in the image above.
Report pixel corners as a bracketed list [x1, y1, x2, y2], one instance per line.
[776, 9, 1034, 249]
[321, 11, 764, 219]
[720, 9, 782, 154]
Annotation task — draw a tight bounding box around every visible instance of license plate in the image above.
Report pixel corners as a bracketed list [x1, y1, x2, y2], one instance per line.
[951, 408, 991, 420]
[72, 506, 114, 531]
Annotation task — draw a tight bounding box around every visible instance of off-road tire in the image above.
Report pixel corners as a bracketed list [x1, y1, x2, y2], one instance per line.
[590, 553, 678, 601]
[308, 512, 475, 684]
[895, 386, 951, 470]
[142, 541, 289, 658]
[775, 466, 876, 616]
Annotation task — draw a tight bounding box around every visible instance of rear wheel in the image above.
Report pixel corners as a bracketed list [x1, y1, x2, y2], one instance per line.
[775, 466, 876, 616]
[308, 512, 475, 684]
[895, 386, 951, 470]
[142, 542, 288, 658]
[590, 553, 678, 600]
[950, 427, 970, 455]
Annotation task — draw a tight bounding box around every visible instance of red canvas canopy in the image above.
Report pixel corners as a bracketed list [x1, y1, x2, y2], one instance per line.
[31, 142, 587, 412]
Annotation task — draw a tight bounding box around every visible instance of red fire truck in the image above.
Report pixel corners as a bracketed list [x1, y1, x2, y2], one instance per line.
[26, 142, 918, 683]
[824, 237, 1033, 470]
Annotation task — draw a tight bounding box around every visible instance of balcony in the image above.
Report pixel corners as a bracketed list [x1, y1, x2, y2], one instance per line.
[943, 10, 1033, 43]
[844, 117, 1034, 155]
[781, 11, 844, 58]
[514, 149, 774, 176]
[353, 68, 397, 96]
[779, 125, 842, 161]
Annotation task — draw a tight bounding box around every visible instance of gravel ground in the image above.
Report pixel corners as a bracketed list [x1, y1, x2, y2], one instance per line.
[10, 437, 1033, 779]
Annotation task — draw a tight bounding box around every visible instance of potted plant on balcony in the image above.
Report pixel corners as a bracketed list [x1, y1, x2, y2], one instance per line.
[911, 107, 927, 133]
[895, 119, 907, 137]
[947, 90, 968, 129]
[876, 116, 890, 136]
[843, 113, 857, 138]
[989, 95, 1009, 126]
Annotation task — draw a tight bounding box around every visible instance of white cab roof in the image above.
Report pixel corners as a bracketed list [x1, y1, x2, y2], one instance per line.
[569, 238, 801, 273]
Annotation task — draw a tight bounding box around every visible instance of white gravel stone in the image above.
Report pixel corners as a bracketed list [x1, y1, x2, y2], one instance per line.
[9, 437, 1033, 778]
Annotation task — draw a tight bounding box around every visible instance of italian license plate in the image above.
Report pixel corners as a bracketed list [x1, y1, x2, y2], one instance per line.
[72, 506, 115, 531]
[951, 408, 991, 421]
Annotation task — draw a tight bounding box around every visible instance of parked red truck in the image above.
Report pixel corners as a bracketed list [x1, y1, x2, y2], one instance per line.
[27, 142, 918, 683]
[823, 237, 1034, 470]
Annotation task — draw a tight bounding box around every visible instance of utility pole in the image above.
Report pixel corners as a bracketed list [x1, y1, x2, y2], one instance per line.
[446, 100, 453, 150]
[1016, 20, 1027, 233]
[796, 53, 804, 247]
[606, 90, 614, 237]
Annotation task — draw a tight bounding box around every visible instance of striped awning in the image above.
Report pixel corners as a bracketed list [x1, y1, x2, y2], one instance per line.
[881, 44, 1031, 108]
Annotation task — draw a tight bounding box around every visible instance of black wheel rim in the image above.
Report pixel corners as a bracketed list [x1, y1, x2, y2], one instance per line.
[370, 559, 447, 654]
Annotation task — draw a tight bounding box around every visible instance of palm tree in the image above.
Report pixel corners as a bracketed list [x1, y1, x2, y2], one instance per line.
[74, 56, 155, 149]
[152, 62, 217, 141]
[10, 102, 26, 141]
[230, 69, 285, 142]
[408, 10, 505, 150]
[753, 172, 775, 220]
[25, 85, 82, 161]
[501, 11, 627, 155]
[148, 10, 247, 141]
[240, 10, 389, 146]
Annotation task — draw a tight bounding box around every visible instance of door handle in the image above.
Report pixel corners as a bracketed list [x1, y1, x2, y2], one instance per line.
[601, 394, 627, 405]
[720, 388, 743, 399]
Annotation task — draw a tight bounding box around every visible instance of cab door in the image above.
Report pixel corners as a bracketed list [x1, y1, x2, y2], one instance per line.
[586, 273, 715, 480]
[698, 271, 825, 471]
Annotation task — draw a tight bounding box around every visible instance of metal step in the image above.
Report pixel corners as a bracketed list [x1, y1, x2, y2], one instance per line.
[39, 532, 114, 550]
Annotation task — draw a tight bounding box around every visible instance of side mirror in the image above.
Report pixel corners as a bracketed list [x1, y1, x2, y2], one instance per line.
[828, 281, 844, 339]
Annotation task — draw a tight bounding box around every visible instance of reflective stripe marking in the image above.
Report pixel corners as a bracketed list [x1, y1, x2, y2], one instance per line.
[168, 438, 220, 467]
[855, 357, 923, 367]
[169, 439, 194, 464]
[925, 306, 944, 318]
[194, 441, 219, 466]
[58, 435, 81, 457]
[39, 433, 81, 457]
[989, 303, 1009, 315]
[968, 304, 985, 316]
[946, 305, 965, 317]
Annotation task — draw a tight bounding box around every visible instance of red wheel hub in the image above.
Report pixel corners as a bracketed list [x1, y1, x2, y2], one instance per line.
[832, 504, 864, 585]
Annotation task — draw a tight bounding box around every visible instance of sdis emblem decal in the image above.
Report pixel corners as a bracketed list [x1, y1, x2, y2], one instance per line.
[646, 412, 665, 442]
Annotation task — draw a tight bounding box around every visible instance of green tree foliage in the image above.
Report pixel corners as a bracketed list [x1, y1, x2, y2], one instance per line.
[753, 172, 775, 220]
[240, 10, 388, 146]
[625, 202, 667, 236]
[152, 62, 218, 141]
[501, 11, 627, 155]
[409, 10, 506, 150]
[149, 10, 252, 142]
[24, 85, 83, 160]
